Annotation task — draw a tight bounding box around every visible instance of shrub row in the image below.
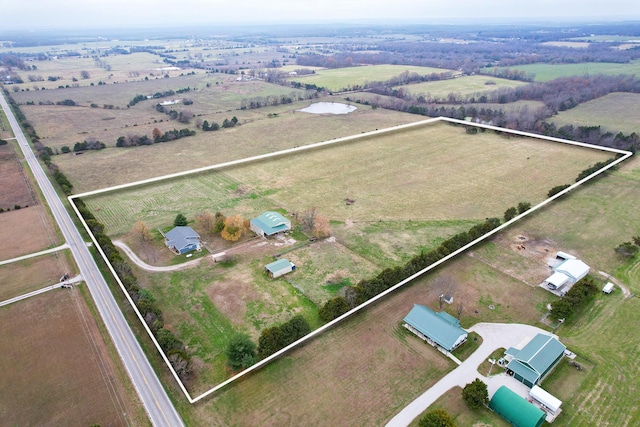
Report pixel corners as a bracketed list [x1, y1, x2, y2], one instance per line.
[256, 314, 311, 358]
[319, 217, 502, 322]
[550, 277, 599, 321]
[75, 199, 193, 382]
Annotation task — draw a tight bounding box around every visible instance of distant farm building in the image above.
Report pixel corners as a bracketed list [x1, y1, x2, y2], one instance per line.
[164, 226, 201, 254]
[265, 258, 296, 278]
[403, 304, 467, 353]
[505, 333, 566, 387]
[250, 211, 291, 238]
[490, 386, 546, 427]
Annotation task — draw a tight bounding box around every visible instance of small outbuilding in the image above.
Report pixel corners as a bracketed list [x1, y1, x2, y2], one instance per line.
[403, 304, 467, 352]
[505, 333, 566, 387]
[250, 211, 291, 238]
[490, 386, 546, 427]
[529, 385, 562, 414]
[265, 258, 296, 278]
[164, 226, 201, 254]
[602, 282, 615, 294]
[544, 271, 570, 290]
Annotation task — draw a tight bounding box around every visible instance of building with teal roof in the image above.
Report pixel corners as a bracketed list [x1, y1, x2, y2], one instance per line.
[250, 211, 291, 238]
[505, 333, 566, 387]
[490, 386, 546, 427]
[403, 304, 468, 352]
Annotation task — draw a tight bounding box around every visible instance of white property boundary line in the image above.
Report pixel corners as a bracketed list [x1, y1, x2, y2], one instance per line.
[68, 116, 632, 404]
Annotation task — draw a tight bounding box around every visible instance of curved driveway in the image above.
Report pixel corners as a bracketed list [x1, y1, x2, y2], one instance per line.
[386, 322, 549, 427]
[113, 240, 204, 272]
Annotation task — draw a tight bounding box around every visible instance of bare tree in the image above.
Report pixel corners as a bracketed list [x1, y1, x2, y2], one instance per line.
[313, 213, 331, 238]
[195, 210, 216, 236]
[301, 206, 318, 232]
[132, 221, 152, 244]
[80, 70, 91, 79]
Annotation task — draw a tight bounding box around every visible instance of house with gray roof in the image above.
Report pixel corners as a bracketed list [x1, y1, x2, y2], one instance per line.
[250, 211, 291, 238]
[505, 333, 566, 387]
[164, 226, 201, 254]
[403, 304, 468, 352]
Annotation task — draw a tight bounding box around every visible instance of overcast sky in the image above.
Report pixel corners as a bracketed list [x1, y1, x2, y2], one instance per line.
[2, 0, 640, 31]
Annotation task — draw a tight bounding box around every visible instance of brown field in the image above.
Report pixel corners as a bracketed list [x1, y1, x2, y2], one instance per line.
[0, 289, 146, 426]
[0, 205, 61, 259]
[55, 103, 419, 192]
[186, 252, 551, 425]
[0, 252, 73, 301]
[0, 143, 36, 210]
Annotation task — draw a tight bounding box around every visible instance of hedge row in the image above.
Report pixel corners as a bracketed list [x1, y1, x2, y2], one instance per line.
[550, 277, 599, 321]
[75, 198, 193, 382]
[319, 217, 502, 322]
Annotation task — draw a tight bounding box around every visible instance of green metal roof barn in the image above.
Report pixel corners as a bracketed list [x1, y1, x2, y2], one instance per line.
[489, 386, 545, 427]
[506, 333, 566, 387]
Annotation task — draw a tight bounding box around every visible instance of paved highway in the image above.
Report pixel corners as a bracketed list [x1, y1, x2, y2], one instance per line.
[0, 92, 184, 426]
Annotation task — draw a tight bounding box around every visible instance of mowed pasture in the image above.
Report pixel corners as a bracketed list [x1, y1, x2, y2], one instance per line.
[484, 60, 640, 82]
[83, 121, 612, 236]
[54, 103, 419, 192]
[395, 75, 527, 99]
[289, 64, 456, 91]
[552, 92, 640, 135]
[0, 289, 146, 426]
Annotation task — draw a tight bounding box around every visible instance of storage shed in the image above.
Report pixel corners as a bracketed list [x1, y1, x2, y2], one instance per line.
[530, 385, 562, 414]
[265, 258, 296, 278]
[490, 386, 546, 427]
[544, 271, 570, 290]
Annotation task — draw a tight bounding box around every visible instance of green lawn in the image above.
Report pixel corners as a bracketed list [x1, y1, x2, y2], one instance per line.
[483, 60, 640, 82]
[397, 75, 527, 100]
[552, 92, 640, 135]
[289, 64, 456, 91]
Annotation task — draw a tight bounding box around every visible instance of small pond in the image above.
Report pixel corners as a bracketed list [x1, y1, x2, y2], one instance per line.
[298, 102, 357, 115]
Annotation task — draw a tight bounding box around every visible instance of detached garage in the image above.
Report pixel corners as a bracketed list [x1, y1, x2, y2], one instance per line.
[490, 386, 546, 427]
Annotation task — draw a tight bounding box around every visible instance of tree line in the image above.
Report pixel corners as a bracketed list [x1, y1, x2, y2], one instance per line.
[116, 128, 196, 147]
[75, 199, 193, 383]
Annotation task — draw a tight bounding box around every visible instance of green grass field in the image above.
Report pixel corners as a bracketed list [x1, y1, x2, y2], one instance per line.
[552, 92, 640, 134]
[483, 60, 640, 82]
[289, 64, 456, 91]
[84, 121, 611, 236]
[396, 75, 527, 99]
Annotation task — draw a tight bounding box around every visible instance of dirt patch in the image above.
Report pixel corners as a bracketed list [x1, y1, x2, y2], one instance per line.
[207, 272, 262, 327]
[0, 144, 36, 210]
[0, 205, 60, 260]
[0, 290, 143, 426]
